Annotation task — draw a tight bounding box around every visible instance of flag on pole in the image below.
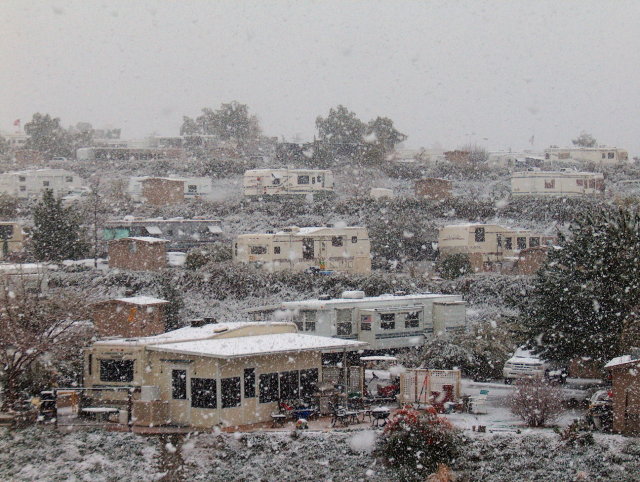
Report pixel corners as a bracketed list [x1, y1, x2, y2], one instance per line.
[13, 119, 20, 127]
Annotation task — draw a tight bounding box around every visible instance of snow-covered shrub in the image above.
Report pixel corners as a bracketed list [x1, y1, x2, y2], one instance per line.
[508, 378, 564, 427]
[377, 408, 463, 480]
[437, 254, 472, 279]
[185, 243, 232, 270]
[555, 419, 594, 447]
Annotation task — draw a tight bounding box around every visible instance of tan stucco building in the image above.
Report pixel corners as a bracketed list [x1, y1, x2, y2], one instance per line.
[414, 178, 452, 200]
[140, 178, 185, 206]
[234, 226, 371, 274]
[108, 237, 169, 271]
[92, 296, 169, 338]
[83, 322, 366, 429]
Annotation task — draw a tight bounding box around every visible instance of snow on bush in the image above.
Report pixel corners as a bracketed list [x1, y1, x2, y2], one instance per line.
[508, 378, 565, 427]
[377, 408, 463, 480]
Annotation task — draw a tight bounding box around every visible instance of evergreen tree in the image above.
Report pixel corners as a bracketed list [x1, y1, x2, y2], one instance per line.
[31, 190, 88, 261]
[24, 113, 72, 158]
[157, 276, 185, 331]
[518, 207, 640, 365]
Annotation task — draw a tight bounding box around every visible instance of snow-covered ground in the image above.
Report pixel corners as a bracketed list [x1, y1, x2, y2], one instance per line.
[2, 425, 638, 481]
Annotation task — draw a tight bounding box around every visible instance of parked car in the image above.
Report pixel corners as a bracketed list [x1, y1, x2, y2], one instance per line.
[585, 389, 613, 431]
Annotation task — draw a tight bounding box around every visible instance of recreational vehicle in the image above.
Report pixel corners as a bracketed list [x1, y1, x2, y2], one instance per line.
[243, 168, 334, 197]
[83, 321, 366, 429]
[544, 147, 629, 165]
[233, 226, 371, 274]
[511, 170, 605, 197]
[0, 169, 84, 199]
[246, 291, 467, 351]
[438, 223, 555, 271]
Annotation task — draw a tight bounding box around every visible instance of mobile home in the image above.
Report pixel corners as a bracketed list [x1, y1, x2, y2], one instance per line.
[511, 170, 605, 197]
[438, 223, 555, 271]
[243, 168, 334, 197]
[83, 321, 366, 429]
[0, 222, 25, 259]
[0, 169, 84, 199]
[103, 218, 223, 251]
[544, 147, 629, 165]
[233, 226, 371, 274]
[247, 291, 467, 351]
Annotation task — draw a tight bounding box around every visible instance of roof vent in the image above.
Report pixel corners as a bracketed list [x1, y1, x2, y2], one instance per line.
[318, 294, 332, 300]
[342, 290, 365, 299]
[213, 325, 228, 333]
[190, 318, 206, 327]
[394, 291, 407, 296]
[204, 316, 217, 325]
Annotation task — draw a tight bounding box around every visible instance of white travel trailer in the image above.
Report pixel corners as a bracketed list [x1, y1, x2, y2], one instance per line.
[247, 291, 467, 351]
[511, 170, 605, 197]
[243, 168, 334, 197]
[128, 176, 213, 201]
[544, 147, 629, 165]
[0, 169, 84, 199]
[234, 226, 371, 274]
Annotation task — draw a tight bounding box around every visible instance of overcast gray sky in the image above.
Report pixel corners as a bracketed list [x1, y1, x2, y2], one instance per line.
[2, 0, 639, 154]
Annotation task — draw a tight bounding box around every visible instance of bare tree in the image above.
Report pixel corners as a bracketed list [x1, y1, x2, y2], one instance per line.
[508, 378, 564, 427]
[0, 277, 92, 410]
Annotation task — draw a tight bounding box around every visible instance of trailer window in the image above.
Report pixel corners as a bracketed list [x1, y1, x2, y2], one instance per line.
[351, 236, 358, 243]
[405, 312, 420, 328]
[250, 245, 267, 255]
[517, 237, 527, 250]
[337, 309, 352, 335]
[259, 373, 279, 403]
[331, 236, 343, 247]
[608, 152, 615, 159]
[188, 184, 198, 193]
[99, 359, 134, 382]
[474, 227, 485, 242]
[244, 368, 256, 398]
[272, 178, 281, 185]
[172, 369, 187, 400]
[576, 179, 584, 186]
[191, 378, 217, 409]
[505, 237, 513, 250]
[360, 314, 372, 331]
[221, 377, 242, 408]
[544, 179, 555, 189]
[297, 175, 310, 184]
[274, 246, 281, 254]
[529, 237, 540, 248]
[380, 313, 396, 330]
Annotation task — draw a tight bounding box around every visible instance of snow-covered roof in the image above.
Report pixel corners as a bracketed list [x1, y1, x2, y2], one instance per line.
[278, 292, 461, 309]
[94, 322, 294, 346]
[605, 355, 639, 369]
[120, 236, 170, 244]
[147, 333, 367, 359]
[114, 296, 169, 305]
